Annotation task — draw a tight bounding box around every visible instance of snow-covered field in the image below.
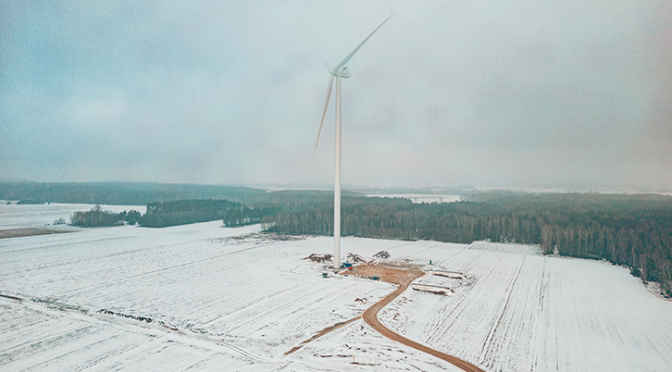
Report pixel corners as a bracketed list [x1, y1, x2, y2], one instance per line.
[2, 203, 671, 371]
[465, 240, 542, 256]
[380, 250, 672, 371]
[0, 201, 145, 231]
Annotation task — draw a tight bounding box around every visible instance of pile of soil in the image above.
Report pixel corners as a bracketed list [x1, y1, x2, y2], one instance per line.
[346, 264, 423, 285]
[346, 253, 366, 263]
[373, 251, 390, 259]
[305, 253, 333, 263]
[0, 228, 72, 239]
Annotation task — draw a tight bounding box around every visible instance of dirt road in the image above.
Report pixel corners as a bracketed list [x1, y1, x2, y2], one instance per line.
[285, 316, 360, 355]
[0, 228, 72, 239]
[354, 264, 487, 372]
[285, 263, 486, 371]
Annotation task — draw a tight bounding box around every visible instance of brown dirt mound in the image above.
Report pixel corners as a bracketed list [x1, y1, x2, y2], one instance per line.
[0, 228, 72, 239]
[346, 252, 366, 263]
[373, 250, 390, 259]
[346, 264, 422, 285]
[305, 253, 333, 263]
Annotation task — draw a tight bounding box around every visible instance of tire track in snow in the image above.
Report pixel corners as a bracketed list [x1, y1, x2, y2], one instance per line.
[436, 247, 468, 267]
[2, 226, 261, 273]
[457, 249, 486, 272]
[385, 242, 412, 252]
[220, 274, 386, 336]
[1, 236, 198, 275]
[5, 297, 287, 370]
[47, 242, 272, 299]
[425, 252, 502, 346]
[399, 244, 437, 260]
[478, 255, 525, 365]
[210, 281, 331, 331]
[529, 257, 547, 371]
[5, 328, 129, 371]
[200, 284, 302, 326]
[418, 248, 484, 341]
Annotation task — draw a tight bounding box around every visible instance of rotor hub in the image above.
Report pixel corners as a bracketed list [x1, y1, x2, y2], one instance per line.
[336, 67, 351, 78]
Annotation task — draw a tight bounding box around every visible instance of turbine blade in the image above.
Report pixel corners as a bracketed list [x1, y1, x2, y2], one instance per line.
[333, 14, 392, 72]
[312, 48, 334, 74]
[312, 75, 335, 163]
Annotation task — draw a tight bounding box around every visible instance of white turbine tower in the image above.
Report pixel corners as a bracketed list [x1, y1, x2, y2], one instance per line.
[312, 15, 392, 269]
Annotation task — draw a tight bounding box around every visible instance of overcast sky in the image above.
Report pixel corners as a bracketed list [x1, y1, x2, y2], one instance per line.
[1, 0, 670, 191]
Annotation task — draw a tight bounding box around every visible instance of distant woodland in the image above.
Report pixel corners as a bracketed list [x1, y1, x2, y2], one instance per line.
[4, 182, 670, 296]
[263, 192, 672, 296]
[139, 199, 273, 228]
[0, 182, 265, 205]
[71, 205, 140, 227]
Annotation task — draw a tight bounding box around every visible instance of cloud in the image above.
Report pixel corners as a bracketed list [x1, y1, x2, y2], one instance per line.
[1, 0, 670, 190]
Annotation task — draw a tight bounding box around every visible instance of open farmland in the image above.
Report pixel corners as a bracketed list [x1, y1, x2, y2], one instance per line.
[0, 201, 146, 231]
[2, 203, 672, 371]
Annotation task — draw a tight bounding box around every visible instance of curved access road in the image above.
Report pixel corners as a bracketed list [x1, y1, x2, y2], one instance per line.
[358, 265, 487, 372]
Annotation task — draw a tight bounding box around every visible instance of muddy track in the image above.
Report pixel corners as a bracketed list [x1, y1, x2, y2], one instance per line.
[357, 265, 487, 372]
[0, 228, 73, 239]
[285, 316, 360, 355]
[284, 264, 487, 371]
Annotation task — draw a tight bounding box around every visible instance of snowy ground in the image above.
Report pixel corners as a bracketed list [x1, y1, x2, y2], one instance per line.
[0, 201, 145, 231]
[379, 249, 672, 372]
[2, 203, 672, 371]
[465, 240, 542, 256]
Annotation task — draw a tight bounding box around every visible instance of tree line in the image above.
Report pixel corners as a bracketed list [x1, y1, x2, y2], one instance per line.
[70, 205, 140, 227]
[1, 182, 266, 205]
[139, 199, 276, 228]
[69, 199, 265, 228]
[264, 192, 672, 296]
[54, 189, 672, 296]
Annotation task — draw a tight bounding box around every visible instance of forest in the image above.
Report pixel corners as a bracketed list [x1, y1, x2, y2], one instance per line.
[138, 199, 276, 228]
[70, 205, 141, 227]
[68, 199, 264, 228]
[0, 182, 265, 205]
[8, 182, 670, 296]
[263, 192, 672, 296]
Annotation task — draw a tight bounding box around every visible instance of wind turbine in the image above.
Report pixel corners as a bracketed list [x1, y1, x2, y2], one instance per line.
[312, 15, 392, 269]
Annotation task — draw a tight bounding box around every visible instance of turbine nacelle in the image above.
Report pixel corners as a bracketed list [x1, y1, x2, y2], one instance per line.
[311, 14, 392, 163]
[335, 67, 351, 78]
[318, 58, 350, 78]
